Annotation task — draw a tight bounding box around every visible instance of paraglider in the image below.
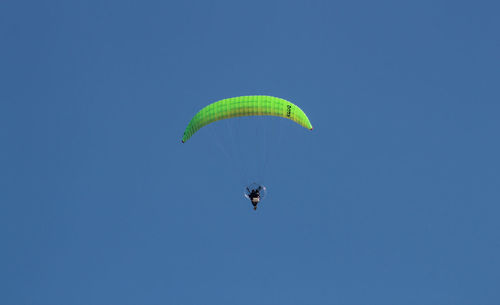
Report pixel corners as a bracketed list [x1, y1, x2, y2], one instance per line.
[181, 95, 312, 210]
[181, 95, 313, 143]
[245, 183, 266, 211]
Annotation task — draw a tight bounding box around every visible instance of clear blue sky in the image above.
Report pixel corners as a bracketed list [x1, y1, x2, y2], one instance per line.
[1, 1, 499, 304]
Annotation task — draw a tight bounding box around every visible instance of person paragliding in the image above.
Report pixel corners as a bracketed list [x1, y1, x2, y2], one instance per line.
[245, 183, 266, 210]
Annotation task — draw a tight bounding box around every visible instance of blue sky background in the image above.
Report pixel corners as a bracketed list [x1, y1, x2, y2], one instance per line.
[1, 1, 499, 304]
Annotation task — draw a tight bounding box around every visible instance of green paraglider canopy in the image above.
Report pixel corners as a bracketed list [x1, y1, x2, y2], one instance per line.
[182, 95, 313, 142]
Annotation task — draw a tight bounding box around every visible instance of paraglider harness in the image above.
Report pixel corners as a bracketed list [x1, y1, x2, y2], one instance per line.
[247, 186, 262, 210]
